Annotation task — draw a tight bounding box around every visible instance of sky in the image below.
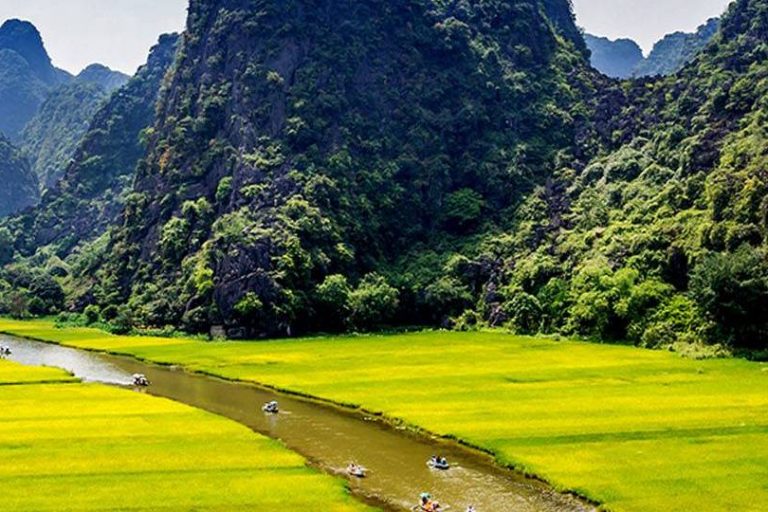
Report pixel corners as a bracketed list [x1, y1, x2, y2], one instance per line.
[0, 0, 736, 74]
[573, 0, 733, 54]
[0, 0, 187, 75]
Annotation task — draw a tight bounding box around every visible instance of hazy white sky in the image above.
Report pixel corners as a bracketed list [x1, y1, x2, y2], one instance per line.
[0, 0, 735, 74]
[573, 0, 733, 54]
[0, 0, 187, 75]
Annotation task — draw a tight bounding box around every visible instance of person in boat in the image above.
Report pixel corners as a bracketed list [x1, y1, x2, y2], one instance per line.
[347, 462, 366, 477]
[466, 506, 476, 512]
[262, 400, 279, 413]
[417, 493, 442, 512]
[428, 455, 449, 469]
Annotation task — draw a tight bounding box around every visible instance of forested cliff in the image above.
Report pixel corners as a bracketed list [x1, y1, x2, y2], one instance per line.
[4, 0, 768, 355]
[21, 65, 129, 190]
[0, 18, 132, 216]
[5, 35, 178, 255]
[96, 0, 601, 336]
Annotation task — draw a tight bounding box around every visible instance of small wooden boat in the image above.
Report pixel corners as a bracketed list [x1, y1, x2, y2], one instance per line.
[346, 463, 367, 478]
[262, 400, 279, 414]
[413, 493, 450, 511]
[131, 373, 149, 386]
[427, 457, 450, 470]
[412, 503, 448, 512]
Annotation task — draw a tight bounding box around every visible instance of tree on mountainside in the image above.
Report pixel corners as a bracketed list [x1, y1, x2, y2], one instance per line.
[348, 274, 400, 330]
[691, 245, 768, 350]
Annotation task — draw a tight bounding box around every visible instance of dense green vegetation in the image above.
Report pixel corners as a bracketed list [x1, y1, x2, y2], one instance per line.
[0, 34, 179, 318]
[2, 319, 766, 512]
[21, 64, 129, 189]
[0, 356, 370, 511]
[84, 0, 601, 338]
[533, 0, 768, 355]
[1, 0, 768, 356]
[0, 35, 176, 322]
[21, 81, 109, 189]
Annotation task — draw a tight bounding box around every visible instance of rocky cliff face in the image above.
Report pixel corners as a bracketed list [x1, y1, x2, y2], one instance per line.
[96, 0, 596, 334]
[7, 0, 768, 352]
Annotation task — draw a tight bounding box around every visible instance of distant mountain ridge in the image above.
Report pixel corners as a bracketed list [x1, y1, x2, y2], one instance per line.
[0, 18, 133, 210]
[0, 19, 63, 85]
[0, 18, 132, 141]
[20, 81, 110, 190]
[583, 34, 643, 79]
[634, 18, 720, 76]
[76, 64, 130, 93]
[7, 34, 180, 260]
[0, 21, 58, 142]
[21, 64, 130, 189]
[586, 18, 721, 78]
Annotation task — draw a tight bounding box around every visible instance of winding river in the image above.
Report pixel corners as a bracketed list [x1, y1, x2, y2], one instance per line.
[1, 335, 595, 512]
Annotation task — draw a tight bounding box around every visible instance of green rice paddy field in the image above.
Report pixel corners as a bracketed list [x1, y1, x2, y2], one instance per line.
[0, 356, 369, 511]
[1, 319, 767, 511]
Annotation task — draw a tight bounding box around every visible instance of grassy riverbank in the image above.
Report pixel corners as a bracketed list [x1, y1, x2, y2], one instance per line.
[0, 357, 370, 511]
[1, 319, 767, 511]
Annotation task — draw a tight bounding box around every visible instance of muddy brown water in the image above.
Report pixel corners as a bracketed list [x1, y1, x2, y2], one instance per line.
[1, 335, 595, 512]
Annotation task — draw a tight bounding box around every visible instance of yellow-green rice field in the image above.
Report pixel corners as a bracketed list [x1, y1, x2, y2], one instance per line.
[1, 319, 767, 511]
[0, 356, 370, 511]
